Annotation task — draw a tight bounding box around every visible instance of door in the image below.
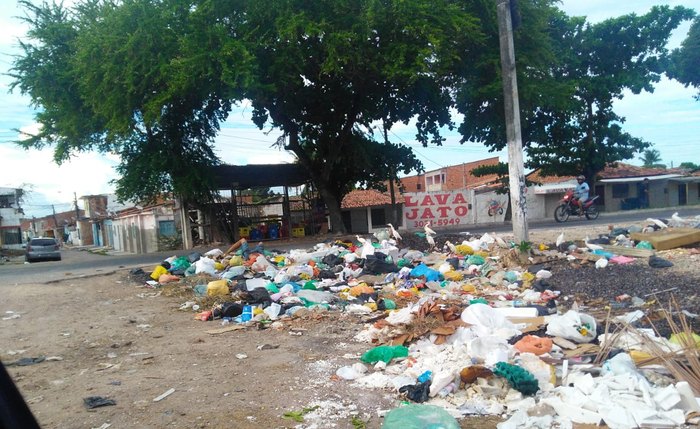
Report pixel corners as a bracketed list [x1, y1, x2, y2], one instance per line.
[679, 183, 687, 206]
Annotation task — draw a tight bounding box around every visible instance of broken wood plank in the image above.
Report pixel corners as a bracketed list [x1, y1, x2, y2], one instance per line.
[598, 244, 654, 258]
[630, 228, 700, 251]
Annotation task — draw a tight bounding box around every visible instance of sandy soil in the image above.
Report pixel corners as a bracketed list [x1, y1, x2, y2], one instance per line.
[2, 220, 699, 429]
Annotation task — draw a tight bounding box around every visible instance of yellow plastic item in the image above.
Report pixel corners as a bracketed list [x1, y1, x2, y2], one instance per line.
[455, 245, 474, 256]
[443, 271, 463, 281]
[461, 284, 476, 293]
[150, 265, 168, 281]
[292, 227, 305, 238]
[629, 350, 653, 364]
[670, 332, 700, 348]
[214, 262, 225, 271]
[538, 243, 549, 251]
[253, 306, 264, 315]
[364, 302, 378, 312]
[206, 279, 230, 296]
[228, 255, 243, 266]
[521, 272, 535, 283]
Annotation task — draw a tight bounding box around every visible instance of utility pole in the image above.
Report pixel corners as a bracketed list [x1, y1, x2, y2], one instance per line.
[74, 192, 81, 240]
[51, 204, 59, 241]
[496, 0, 528, 244]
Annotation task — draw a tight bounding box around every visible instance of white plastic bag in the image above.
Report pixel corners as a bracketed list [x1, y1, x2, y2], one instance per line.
[545, 310, 596, 343]
[194, 257, 216, 276]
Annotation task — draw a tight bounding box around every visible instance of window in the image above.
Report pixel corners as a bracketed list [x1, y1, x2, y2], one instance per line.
[433, 175, 441, 184]
[371, 208, 386, 227]
[426, 176, 433, 185]
[416, 183, 422, 190]
[2, 228, 22, 245]
[612, 184, 629, 199]
[159, 220, 176, 237]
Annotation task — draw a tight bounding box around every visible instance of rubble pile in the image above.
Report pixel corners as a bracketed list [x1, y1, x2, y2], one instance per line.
[138, 214, 700, 429]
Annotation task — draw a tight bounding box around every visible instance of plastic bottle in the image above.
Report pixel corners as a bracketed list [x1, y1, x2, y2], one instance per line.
[241, 305, 253, 322]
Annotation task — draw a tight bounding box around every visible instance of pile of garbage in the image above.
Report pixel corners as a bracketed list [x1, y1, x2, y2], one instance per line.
[138, 214, 700, 428]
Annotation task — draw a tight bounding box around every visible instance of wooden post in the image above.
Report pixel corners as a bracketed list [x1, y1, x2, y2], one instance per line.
[496, 0, 529, 244]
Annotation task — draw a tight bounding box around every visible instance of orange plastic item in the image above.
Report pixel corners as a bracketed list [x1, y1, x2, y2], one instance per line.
[158, 274, 180, 284]
[514, 335, 553, 356]
[349, 284, 374, 297]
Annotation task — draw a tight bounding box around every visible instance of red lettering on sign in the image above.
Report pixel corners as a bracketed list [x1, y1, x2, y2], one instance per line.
[405, 208, 418, 220]
[437, 207, 450, 217]
[452, 193, 467, 204]
[421, 195, 435, 206]
[455, 206, 468, 216]
[404, 196, 418, 207]
[435, 194, 449, 204]
[420, 208, 435, 219]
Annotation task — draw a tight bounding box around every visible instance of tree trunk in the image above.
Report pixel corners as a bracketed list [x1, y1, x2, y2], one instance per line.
[316, 186, 346, 234]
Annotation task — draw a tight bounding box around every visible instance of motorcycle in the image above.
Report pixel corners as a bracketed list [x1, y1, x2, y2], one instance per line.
[554, 189, 600, 222]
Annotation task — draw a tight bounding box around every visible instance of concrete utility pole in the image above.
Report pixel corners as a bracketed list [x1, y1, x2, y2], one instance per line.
[496, 0, 528, 244]
[74, 192, 81, 240]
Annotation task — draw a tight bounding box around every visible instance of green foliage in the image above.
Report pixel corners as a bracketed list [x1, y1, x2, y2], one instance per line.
[471, 162, 538, 194]
[516, 240, 532, 253]
[680, 162, 700, 172]
[235, 0, 482, 232]
[458, 4, 695, 182]
[640, 149, 663, 167]
[10, 0, 248, 205]
[669, 16, 700, 99]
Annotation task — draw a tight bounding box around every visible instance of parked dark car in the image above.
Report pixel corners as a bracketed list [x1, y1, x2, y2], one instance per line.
[25, 237, 61, 262]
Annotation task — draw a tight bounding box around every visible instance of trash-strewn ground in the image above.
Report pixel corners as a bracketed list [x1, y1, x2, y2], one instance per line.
[2, 219, 700, 429]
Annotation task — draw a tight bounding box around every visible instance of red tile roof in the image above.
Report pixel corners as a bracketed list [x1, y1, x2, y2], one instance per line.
[526, 169, 575, 184]
[341, 189, 404, 209]
[598, 163, 684, 179]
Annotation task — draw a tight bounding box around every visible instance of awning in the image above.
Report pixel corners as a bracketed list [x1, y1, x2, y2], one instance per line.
[668, 176, 700, 183]
[532, 182, 576, 195]
[599, 174, 683, 183]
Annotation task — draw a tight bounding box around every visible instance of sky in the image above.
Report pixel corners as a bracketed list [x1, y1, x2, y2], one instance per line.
[1, 0, 699, 218]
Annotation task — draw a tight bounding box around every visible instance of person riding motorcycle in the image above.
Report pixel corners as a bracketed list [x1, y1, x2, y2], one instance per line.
[574, 175, 590, 215]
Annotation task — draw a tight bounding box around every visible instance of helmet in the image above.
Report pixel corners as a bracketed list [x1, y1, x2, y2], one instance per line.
[577, 175, 585, 181]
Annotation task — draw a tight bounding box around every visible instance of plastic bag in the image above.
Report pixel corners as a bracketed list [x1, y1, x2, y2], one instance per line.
[194, 257, 216, 276]
[360, 345, 408, 364]
[206, 279, 230, 296]
[545, 310, 596, 343]
[382, 404, 460, 429]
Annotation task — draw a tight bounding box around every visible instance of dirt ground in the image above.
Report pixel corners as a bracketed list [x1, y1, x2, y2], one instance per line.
[2, 221, 699, 429]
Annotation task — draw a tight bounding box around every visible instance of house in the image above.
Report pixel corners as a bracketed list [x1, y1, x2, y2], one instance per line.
[597, 164, 700, 211]
[341, 189, 404, 234]
[21, 209, 85, 244]
[526, 163, 700, 217]
[110, 199, 178, 254]
[0, 187, 24, 249]
[398, 157, 501, 193]
[338, 157, 503, 233]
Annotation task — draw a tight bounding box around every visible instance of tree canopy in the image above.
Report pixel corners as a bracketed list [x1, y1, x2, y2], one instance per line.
[669, 16, 700, 98]
[457, 5, 695, 182]
[10, 0, 696, 234]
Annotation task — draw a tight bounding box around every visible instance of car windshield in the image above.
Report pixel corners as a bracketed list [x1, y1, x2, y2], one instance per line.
[30, 239, 57, 246]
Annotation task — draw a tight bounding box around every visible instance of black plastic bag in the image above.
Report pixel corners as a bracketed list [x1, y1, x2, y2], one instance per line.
[399, 380, 431, 403]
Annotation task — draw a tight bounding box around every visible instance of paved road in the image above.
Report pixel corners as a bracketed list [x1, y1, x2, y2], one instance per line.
[1, 205, 697, 285]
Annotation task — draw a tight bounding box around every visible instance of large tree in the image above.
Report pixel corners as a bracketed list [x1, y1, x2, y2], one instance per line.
[458, 5, 695, 182]
[221, 0, 486, 232]
[669, 16, 700, 98]
[11, 0, 481, 233]
[10, 0, 248, 205]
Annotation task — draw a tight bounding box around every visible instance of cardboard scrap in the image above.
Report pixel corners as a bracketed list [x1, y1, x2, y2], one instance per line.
[598, 244, 654, 258]
[205, 325, 246, 335]
[630, 228, 700, 251]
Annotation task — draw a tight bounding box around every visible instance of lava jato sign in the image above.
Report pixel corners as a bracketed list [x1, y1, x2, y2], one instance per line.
[402, 190, 470, 230]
